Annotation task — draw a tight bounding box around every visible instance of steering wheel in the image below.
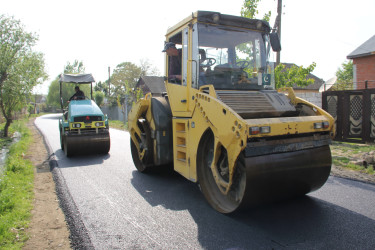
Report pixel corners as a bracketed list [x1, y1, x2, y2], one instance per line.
[201, 58, 216, 67]
[235, 60, 250, 68]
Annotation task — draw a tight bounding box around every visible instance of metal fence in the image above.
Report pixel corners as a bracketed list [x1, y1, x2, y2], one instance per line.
[322, 88, 375, 143]
[100, 103, 132, 124]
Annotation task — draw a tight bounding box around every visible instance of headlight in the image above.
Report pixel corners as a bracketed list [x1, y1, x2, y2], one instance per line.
[249, 126, 270, 135]
[74, 123, 81, 128]
[314, 122, 329, 129]
[95, 122, 103, 127]
[260, 126, 271, 133]
[314, 122, 322, 129]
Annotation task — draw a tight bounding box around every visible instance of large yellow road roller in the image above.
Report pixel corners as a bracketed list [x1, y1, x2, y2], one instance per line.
[128, 11, 335, 213]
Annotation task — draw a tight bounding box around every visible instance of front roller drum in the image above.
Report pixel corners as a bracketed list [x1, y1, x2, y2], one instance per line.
[241, 145, 331, 208]
[63, 132, 110, 157]
[197, 133, 331, 213]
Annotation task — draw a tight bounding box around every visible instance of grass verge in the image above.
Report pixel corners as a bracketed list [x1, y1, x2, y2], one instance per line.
[109, 120, 127, 131]
[331, 141, 375, 175]
[0, 118, 34, 249]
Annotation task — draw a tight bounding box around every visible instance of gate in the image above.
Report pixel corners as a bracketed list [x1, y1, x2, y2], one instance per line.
[322, 89, 375, 143]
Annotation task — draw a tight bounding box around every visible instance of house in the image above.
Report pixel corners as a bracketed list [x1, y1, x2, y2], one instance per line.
[280, 63, 325, 108]
[347, 34, 375, 89]
[136, 76, 165, 96]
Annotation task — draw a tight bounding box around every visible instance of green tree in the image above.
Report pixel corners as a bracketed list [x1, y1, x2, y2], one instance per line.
[46, 77, 61, 108]
[241, 0, 271, 21]
[93, 91, 104, 106]
[332, 60, 353, 90]
[274, 62, 316, 89]
[64, 60, 85, 74]
[0, 15, 47, 137]
[94, 80, 109, 96]
[46, 60, 90, 109]
[110, 62, 142, 105]
[108, 60, 158, 108]
[111, 62, 142, 90]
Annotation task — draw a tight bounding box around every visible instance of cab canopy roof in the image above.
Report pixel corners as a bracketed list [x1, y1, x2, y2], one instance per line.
[59, 73, 95, 84]
[166, 11, 271, 36]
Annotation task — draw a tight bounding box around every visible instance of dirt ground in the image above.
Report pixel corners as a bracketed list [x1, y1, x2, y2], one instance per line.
[330, 163, 375, 184]
[23, 120, 71, 249]
[21, 120, 375, 249]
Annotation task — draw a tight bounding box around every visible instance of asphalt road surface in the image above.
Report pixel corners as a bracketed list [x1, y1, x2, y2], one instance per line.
[35, 114, 375, 249]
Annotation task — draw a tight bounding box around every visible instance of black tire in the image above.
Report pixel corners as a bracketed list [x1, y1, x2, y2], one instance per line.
[197, 131, 246, 214]
[130, 119, 153, 172]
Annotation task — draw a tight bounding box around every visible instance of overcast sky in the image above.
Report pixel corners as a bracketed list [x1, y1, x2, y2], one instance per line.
[2, 0, 375, 94]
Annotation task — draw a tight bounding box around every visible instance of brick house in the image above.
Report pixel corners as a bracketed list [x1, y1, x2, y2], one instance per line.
[347, 34, 375, 89]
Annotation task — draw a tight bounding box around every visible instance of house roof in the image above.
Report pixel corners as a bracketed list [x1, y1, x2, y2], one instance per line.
[280, 63, 324, 90]
[347, 34, 375, 59]
[138, 76, 165, 94]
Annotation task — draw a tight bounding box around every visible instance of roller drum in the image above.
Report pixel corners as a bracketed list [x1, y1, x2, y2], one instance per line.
[64, 132, 110, 157]
[198, 133, 332, 214]
[240, 145, 332, 208]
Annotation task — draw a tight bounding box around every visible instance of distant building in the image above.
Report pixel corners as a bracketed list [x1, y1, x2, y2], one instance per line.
[136, 76, 166, 96]
[347, 34, 375, 89]
[28, 94, 47, 114]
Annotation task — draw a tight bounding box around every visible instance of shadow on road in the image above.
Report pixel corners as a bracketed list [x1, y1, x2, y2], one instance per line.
[52, 149, 111, 168]
[131, 170, 375, 249]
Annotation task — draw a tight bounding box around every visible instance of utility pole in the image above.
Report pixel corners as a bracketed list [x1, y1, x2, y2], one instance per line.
[276, 0, 282, 66]
[108, 66, 111, 96]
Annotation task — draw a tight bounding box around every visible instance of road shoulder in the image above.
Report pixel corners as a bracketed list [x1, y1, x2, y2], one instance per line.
[23, 118, 71, 250]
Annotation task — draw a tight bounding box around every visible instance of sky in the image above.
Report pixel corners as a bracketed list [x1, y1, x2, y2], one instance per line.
[2, 0, 375, 94]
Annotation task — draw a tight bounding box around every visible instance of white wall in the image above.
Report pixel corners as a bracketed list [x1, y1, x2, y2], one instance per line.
[295, 92, 322, 108]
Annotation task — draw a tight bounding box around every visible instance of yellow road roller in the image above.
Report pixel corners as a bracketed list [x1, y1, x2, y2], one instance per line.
[128, 11, 335, 213]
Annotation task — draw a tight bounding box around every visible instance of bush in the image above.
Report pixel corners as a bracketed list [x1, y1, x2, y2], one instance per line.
[0, 119, 34, 248]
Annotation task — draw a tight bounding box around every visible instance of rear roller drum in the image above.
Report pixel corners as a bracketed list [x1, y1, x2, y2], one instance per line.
[130, 119, 154, 172]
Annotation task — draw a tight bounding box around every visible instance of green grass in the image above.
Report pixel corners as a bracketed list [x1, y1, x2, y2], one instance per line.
[331, 141, 375, 175]
[367, 166, 374, 175]
[109, 120, 127, 131]
[0, 119, 34, 249]
[331, 141, 375, 154]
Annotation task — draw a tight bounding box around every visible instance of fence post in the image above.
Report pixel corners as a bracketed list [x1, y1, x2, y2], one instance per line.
[365, 80, 368, 89]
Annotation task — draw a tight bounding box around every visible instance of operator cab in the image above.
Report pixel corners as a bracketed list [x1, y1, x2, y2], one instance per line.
[195, 23, 276, 90]
[164, 12, 279, 91]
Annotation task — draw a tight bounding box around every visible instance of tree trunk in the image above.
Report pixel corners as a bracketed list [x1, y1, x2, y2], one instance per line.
[3, 117, 12, 137]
